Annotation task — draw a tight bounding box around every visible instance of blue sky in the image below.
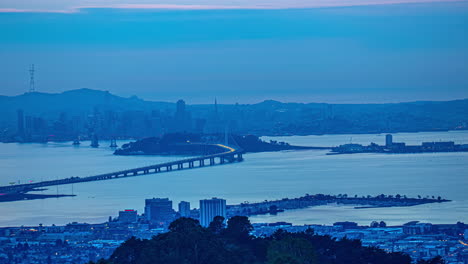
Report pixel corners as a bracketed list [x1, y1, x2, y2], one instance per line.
[0, 1, 467, 103]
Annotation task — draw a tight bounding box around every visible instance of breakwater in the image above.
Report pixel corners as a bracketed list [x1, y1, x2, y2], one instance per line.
[226, 194, 450, 217]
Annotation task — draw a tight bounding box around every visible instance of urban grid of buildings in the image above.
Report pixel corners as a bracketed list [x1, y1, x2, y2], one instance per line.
[5, 98, 229, 144]
[0, 196, 467, 264]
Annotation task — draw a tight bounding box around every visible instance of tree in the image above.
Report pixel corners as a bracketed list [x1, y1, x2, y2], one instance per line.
[109, 237, 143, 264]
[168, 217, 200, 233]
[98, 216, 415, 264]
[267, 236, 317, 264]
[110, 217, 231, 264]
[417, 256, 445, 264]
[208, 216, 225, 234]
[88, 260, 112, 264]
[224, 216, 253, 243]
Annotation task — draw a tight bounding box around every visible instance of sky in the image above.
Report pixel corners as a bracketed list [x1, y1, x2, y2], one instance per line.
[0, 0, 467, 103]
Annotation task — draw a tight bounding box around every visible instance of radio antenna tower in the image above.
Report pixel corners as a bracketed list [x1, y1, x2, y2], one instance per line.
[29, 64, 35, 93]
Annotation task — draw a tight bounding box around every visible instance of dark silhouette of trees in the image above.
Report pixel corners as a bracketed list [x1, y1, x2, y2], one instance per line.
[224, 216, 253, 243]
[89, 217, 445, 264]
[208, 216, 225, 234]
[417, 256, 445, 264]
[267, 233, 317, 264]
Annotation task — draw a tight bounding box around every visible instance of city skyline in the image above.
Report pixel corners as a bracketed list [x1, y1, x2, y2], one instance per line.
[1, 1, 467, 263]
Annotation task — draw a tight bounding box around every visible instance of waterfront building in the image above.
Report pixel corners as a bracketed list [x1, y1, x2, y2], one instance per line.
[385, 134, 393, 147]
[390, 142, 406, 151]
[422, 141, 455, 151]
[333, 221, 358, 229]
[403, 222, 433, 235]
[334, 143, 365, 153]
[178, 201, 191, 218]
[118, 209, 138, 224]
[200, 198, 226, 227]
[144, 198, 174, 226]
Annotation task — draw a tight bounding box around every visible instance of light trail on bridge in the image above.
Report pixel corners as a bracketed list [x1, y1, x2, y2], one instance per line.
[0, 144, 244, 195]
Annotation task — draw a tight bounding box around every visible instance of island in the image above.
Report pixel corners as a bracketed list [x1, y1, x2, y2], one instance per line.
[114, 133, 327, 155]
[225, 193, 450, 218]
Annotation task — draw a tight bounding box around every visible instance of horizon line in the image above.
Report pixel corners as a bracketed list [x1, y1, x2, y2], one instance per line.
[2, 88, 467, 106]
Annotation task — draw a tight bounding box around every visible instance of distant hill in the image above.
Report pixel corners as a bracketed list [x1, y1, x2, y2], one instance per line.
[0, 89, 173, 121]
[0, 89, 467, 137]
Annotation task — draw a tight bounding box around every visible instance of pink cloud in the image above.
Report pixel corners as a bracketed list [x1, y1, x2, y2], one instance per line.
[0, 0, 467, 13]
[0, 8, 77, 13]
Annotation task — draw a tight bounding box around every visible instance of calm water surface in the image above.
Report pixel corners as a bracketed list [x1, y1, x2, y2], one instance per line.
[1, 131, 467, 227]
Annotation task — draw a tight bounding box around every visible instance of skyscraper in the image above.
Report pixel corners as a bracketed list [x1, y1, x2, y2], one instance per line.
[17, 109, 24, 136]
[174, 99, 190, 132]
[144, 198, 174, 226]
[178, 201, 191, 218]
[176, 99, 186, 118]
[200, 198, 226, 227]
[386, 134, 393, 147]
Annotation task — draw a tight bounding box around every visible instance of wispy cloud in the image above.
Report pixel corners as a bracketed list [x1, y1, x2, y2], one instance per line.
[0, 0, 467, 13]
[0, 8, 76, 13]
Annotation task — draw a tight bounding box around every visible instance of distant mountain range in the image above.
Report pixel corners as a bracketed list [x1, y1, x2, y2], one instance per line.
[1, 89, 467, 136]
[0, 89, 173, 119]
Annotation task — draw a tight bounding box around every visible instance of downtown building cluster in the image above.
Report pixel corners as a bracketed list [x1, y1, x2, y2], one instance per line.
[0, 196, 467, 264]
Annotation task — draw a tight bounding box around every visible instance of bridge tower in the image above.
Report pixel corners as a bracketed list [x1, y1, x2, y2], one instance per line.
[224, 124, 229, 146]
[72, 136, 80, 146]
[110, 138, 118, 148]
[91, 134, 99, 148]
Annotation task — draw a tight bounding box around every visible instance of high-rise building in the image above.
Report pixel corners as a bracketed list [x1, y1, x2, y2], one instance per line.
[178, 201, 191, 218]
[200, 198, 226, 227]
[174, 99, 191, 132]
[385, 134, 393, 147]
[145, 198, 174, 226]
[17, 109, 24, 136]
[118, 209, 138, 224]
[176, 99, 186, 118]
[24, 115, 33, 137]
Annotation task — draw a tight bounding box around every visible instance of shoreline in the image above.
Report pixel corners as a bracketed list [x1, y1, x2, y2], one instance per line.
[3, 129, 468, 144]
[225, 194, 450, 218]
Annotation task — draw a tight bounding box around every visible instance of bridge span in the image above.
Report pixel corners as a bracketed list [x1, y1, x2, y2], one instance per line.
[0, 144, 244, 193]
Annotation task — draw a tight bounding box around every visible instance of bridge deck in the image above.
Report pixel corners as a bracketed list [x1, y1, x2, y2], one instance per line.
[0, 144, 243, 193]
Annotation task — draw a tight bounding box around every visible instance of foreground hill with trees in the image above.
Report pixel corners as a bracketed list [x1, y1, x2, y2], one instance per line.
[89, 217, 444, 264]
